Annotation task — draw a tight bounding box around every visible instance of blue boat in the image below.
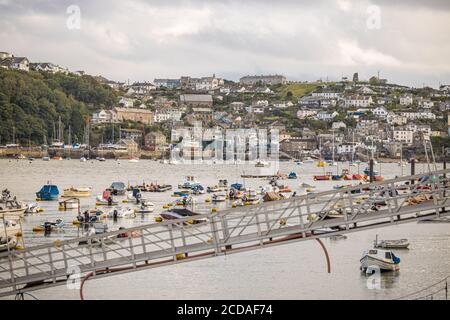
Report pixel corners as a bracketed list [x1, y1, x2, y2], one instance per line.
[231, 183, 243, 191]
[363, 168, 379, 176]
[288, 172, 298, 179]
[332, 175, 342, 181]
[36, 184, 60, 201]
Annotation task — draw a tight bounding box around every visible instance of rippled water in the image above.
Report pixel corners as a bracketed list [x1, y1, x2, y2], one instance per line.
[1, 159, 449, 300]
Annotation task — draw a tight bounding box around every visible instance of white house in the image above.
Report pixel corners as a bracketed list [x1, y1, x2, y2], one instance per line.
[400, 94, 413, 106]
[358, 86, 376, 95]
[418, 99, 434, 109]
[316, 111, 339, 122]
[332, 121, 347, 130]
[337, 143, 357, 154]
[119, 97, 136, 108]
[400, 111, 436, 120]
[386, 112, 407, 125]
[311, 88, 343, 99]
[372, 106, 388, 118]
[92, 110, 117, 124]
[344, 95, 374, 108]
[297, 109, 317, 119]
[393, 129, 414, 145]
[10, 57, 29, 71]
[154, 111, 171, 123]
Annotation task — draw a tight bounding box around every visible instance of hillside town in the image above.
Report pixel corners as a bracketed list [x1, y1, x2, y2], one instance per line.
[1, 50, 449, 161]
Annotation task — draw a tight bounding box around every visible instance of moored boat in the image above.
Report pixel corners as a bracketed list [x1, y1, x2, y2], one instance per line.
[374, 235, 409, 249]
[360, 248, 400, 273]
[36, 184, 59, 201]
[288, 172, 298, 179]
[212, 191, 227, 202]
[62, 187, 92, 198]
[107, 182, 126, 195]
[107, 206, 136, 219]
[59, 198, 80, 210]
[314, 175, 331, 181]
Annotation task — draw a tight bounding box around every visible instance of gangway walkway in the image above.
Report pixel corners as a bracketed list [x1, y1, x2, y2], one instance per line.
[1, 169, 450, 298]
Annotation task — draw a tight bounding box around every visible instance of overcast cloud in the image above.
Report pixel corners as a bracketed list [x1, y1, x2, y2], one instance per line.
[0, 0, 449, 87]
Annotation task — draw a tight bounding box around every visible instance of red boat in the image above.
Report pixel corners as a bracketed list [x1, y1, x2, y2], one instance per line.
[314, 175, 331, 181]
[343, 175, 353, 181]
[352, 174, 364, 180]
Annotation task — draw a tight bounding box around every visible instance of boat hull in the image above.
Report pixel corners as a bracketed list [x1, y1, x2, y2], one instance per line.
[360, 255, 400, 271]
[0, 208, 26, 218]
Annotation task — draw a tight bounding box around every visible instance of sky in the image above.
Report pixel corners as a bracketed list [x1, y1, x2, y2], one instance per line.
[0, 0, 449, 88]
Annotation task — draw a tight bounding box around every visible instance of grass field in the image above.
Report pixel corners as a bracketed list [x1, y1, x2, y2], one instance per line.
[277, 82, 336, 99]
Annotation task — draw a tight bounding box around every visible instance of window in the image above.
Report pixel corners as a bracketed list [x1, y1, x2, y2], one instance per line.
[369, 250, 377, 255]
[385, 252, 392, 259]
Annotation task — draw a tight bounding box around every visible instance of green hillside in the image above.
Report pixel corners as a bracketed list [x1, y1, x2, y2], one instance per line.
[0, 69, 117, 145]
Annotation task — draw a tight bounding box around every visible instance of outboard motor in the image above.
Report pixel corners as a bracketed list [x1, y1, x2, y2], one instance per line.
[113, 209, 118, 221]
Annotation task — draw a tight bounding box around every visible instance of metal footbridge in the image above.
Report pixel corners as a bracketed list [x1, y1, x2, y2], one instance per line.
[1, 169, 450, 298]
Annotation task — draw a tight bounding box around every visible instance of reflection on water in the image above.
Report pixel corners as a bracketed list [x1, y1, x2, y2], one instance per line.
[0, 160, 449, 300]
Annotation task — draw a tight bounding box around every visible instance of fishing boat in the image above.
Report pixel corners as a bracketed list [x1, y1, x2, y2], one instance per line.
[288, 172, 298, 179]
[352, 174, 364, 181]
[212, 191, 227, 202]
[191, 184, 206, 195]
[374, 235, 410, 249]
[107, 182, 127, 195]
[0, 236, 17, 252]
[242, 189, 260, 205]
[135, 200, 155, 214]
[62, 187, 92, 198]
[107, 207, 136, 219]
[178, 176, 200, 189]
[360, 248, 401, 273]
[42, 157, 50, 161]
[36, 184, 59, 201]
[59, 198, 80, 210]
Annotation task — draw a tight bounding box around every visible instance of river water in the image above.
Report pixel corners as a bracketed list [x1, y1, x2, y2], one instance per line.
[1, 159, 449, 300]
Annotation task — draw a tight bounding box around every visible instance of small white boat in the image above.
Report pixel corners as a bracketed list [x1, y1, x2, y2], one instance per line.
[80, 157, 87, 162]
[303, 157, 315, 164]
[374, 235, 409, 249]
[212, 192, 227, 202]
[255, 161, 269, 168]
[107, 206, 136, 219]
[0, 236, 17, 252]
[62, 187, 92, 198]
[0, 220, 21, 238]
[360, 248, 400, 273]
[25, 203, 43, 214]
[135, 201, 155, 214]
[128, 157, 140, 163]
[59, 198, 80, 210]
